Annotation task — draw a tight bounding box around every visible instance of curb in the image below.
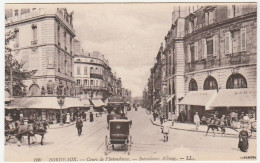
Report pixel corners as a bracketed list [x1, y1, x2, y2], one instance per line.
[150, 118, 256, 139]
[49, 122, 76, 129]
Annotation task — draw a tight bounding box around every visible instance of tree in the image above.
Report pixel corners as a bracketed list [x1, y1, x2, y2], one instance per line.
[5, 29, 36, 96]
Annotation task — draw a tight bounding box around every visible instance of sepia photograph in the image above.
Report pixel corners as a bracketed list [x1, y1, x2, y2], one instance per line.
[4, 2, 257, 162]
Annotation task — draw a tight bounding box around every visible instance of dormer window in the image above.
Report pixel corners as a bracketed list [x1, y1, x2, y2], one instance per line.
[204, 7, 216, 26]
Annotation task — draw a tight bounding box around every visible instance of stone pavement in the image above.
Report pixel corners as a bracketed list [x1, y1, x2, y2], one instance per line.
[151, 118, 256, 139]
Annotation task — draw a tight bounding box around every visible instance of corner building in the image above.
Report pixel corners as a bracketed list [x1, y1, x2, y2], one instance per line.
[5, 8, 76, 96]
[180, 4, 257, 122]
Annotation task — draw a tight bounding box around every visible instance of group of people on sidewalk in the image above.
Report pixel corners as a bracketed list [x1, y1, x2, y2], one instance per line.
[151, 107, 253, 153]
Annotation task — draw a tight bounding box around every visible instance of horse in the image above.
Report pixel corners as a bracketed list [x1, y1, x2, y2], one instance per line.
[5, 121, 18, 143]
[201, 116, 224, 136]
[5, 120, 48, 147]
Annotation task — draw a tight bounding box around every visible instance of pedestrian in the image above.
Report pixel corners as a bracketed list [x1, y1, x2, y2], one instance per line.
[76, 117, 83, 136]
[194, 112, 200, 130]
[238, 126, 249, 152]
[89, 111, 94, 122]
[83, 111, 86, 121]
[220, 115, 227, 135]
[171, 112, 176, 126]
[153, 110, 157, 121]
[161, 119, 170, 142]
[239, 112, 245, 121]
[66, 113, 70, 124]
[159, 112, 164, 126]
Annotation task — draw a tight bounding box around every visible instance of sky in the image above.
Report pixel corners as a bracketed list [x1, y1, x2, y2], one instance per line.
[70, 3, 173, 97]
[5, 3, 175, 97]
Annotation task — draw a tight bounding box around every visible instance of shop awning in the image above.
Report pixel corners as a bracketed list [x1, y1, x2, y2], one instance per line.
[80, 99, 91, 107]
[179, 90, 217, 109]
[90, 99, 105, 107]
[9, 97, 87, 110]
[65, 98, 87, 108]
[210, 88, 256, 108]
[167, 94, 175, 103]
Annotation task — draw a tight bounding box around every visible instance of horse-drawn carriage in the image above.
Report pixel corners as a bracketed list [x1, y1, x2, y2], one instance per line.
[105, 119, 132, 155]
[5, 120, 48, 146]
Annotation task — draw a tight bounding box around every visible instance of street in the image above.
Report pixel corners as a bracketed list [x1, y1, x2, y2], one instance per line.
[5, 108, 256, 161]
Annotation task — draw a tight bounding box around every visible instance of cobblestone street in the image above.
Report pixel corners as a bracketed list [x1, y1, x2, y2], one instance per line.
[5, 108, 256, 161]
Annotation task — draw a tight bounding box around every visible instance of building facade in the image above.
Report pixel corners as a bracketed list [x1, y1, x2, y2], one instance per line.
[146, 4, 257, 120]
[74, 40, 131, 105]
[5, 8, 76, 97]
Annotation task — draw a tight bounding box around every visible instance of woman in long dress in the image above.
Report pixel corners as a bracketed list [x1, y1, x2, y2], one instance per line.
[238, 126, 249, 152]
[66, 113, 70, 124]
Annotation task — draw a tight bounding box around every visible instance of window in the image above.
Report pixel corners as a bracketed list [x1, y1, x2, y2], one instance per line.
[203, 76, 218, 90]
[241, 28, 246, 51]
[77, 66, 80, 75]
[14, 10, 19, 16]
[57, 51, 60, 71]
[194, 42, 198, 61]
[90, 67, 94, 73]
[225, 31, 232, 54]
[187, 45, 191, 63]
[90, 80, 94, 86]
[227, 5, 242, 19]
[95, 68, 98, 74]
[226, 73, 247, 89]
[190, 45, 195, 62]
[83, 79, 88, 85]
[205, 12, 209, 26]
[58, 25, 60, 45]
[32, 24, 37, 43]
[76, 79, 81, 85]
[64, 32, 66, 48]
[70, 36, 72, 52]
[64, 58, 67, 74]
[189, 79, 198, 91]
[189, 21, 194, 33]
[207, 39, 213, 55]
[96, 80, 99, 86]
[84, 66, 88, 75]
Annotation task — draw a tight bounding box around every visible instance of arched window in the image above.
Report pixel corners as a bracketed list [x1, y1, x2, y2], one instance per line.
[83, 79, 88, 85]
[47, 80, 54, 94]
[28, 84, 40, 96]
[226, 73, 247, 89]
[203, 76, 218, 90]
[189, 79, 198, 91]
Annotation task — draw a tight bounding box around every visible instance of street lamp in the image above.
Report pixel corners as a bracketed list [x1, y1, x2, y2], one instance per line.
[57, 82, 65, 126]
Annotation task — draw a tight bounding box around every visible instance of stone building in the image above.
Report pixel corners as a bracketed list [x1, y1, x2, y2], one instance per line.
[180, 4, 257, 121]
[147, 4, 257, 120]
[5, 7, 76, 97]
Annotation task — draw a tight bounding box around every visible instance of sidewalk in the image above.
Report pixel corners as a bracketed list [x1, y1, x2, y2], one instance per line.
[150, 118, 256, 139]
[49, 114, 105, 129]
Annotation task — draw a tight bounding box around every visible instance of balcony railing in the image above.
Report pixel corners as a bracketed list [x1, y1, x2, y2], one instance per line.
[90, 73, 103, 79]
[229, 52, 250, 65]
[13, 44, 19, 48]
[82, 85, 107, 91]
[204, 56, 216, 69]
[31, 40, 37, 45]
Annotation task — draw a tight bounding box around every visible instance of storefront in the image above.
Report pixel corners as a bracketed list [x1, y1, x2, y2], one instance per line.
[178, 90, 217, 122]
[209, 88, 257, 119]
[6, 96, 87, 123]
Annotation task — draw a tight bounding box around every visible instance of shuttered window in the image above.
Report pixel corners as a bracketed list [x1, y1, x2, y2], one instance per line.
[225, 32, 232, 54]
[205, 12, 209, 26]
[240, 28, 246, 51]
[213, 35, 218, 57]
[202, 39, 207, 59]
[187, 44, 191, 63]
[194, 42, 198, 61]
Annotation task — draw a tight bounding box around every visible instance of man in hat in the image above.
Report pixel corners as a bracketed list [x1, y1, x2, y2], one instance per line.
[76, 117, 83, 136]
[194, 112, 200, 130]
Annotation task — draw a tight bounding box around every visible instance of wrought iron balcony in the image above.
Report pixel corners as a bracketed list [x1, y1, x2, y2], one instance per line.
[204, 56, 217, 69]
[229, 52, 250, 65]
[90, 73, 103, 79]
[31, 40, 37, 45]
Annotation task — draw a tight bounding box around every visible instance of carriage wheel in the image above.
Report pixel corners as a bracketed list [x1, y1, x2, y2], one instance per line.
[105, 136, 108, 155]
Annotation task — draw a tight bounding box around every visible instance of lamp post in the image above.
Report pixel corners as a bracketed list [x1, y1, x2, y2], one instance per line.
[57, 82, 65, 126]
